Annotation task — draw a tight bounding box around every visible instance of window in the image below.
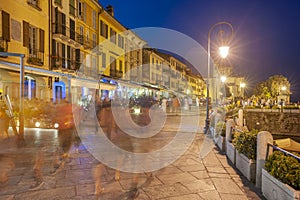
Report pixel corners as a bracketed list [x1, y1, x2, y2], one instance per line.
[78, 1, 82, 17]
[100, 20, 108, 38]
[92, 56, 97, 73]
[75, 49, 80, 69]
[23, 21, 45, 59]
[78, 26, 84, 44]
[54, 9, 66, 35]
[110, 28, 116, 44]
[70, 19, 75, 40]
[92, 33, 96, 48]
[119, 60, 123, 71]
[92, 10, 96, 29]
[78, 1, 86, 21]
[101, 53, 106, 69]
[118, 34, 124, 48]
[110, 56, 116, 71]
[86, 30, 89, 44]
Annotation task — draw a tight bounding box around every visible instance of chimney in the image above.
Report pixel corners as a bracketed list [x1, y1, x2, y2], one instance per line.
[106, 5, 114, 16]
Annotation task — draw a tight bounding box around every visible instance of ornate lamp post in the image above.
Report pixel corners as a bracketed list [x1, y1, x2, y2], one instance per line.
[204, 21, 234, 134]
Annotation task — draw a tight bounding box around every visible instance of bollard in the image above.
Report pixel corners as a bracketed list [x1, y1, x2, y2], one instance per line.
[238, 109, 243, 128]
[256, 131, 273, 189]
[225, 119, 235, 142]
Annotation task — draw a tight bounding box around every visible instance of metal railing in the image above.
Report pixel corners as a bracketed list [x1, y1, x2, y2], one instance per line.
[51, 55, 80, 71]
[52, 23, 96, 49]
[267, 143, 300, 162]
[27, 48, 44, 66]
[0, 37, 8, 53]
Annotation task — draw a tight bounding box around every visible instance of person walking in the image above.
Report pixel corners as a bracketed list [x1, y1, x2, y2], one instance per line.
[0, 108, 10, 138]
[188, 97, 193, 111]
[172, 96, 180, 113]
[161, 97, 167, 112]
[196, 96, 199, 107]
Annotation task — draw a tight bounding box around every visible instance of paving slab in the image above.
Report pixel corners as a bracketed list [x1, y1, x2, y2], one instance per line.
[0, 113, 265, 200]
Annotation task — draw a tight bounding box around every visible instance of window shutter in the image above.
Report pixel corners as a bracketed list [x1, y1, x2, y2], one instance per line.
[2, 11, 10, 41]
[52, 39, 56, 55]
[23, 21, 29, 47]
[39, 29, 44, 52]
[83, 3, 86, 22]
[75, 49, 80, 62]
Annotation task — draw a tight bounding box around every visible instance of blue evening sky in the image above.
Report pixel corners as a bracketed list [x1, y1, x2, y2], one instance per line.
[98, 0, 300, 101]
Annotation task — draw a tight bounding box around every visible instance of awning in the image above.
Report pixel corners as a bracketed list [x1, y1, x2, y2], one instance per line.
[71, 78, 98, 89]
[100, 82, 116, 91]
[275, 138, 300, 152]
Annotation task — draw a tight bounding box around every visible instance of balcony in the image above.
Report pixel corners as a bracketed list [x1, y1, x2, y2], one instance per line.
[27, 48, 44, 66]
[51, 55, 80, 73]
[80, 67, 99, 79]
[110, 69, 123, 79]
[27, 0, 41, 11]
[52, 22, 95, 49]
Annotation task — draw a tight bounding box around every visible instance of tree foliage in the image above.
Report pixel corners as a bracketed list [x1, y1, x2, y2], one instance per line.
[253, 75, 290, 100]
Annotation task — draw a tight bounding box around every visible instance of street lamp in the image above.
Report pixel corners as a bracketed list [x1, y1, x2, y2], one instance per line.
[221, 75, 227, 83]
[204, 21, 234, 134]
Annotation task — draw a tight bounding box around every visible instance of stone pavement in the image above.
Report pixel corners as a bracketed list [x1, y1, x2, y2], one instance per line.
[0, 112, 265, 200]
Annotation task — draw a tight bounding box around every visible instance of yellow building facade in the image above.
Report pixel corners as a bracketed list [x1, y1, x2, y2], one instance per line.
[99, 7, 126, 79]
[0, 0, 50, 100]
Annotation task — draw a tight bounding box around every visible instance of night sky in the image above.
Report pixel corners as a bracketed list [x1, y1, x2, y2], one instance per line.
[99, 0, 300, 101]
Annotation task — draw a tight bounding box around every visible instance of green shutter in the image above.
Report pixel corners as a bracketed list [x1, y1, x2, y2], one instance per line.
[39, 29, 44, 52]
[23, 21, 29, 47]
[2, 11, 10, 41]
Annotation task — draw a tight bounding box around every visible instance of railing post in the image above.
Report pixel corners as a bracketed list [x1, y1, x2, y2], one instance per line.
[256, 131, 273, 188]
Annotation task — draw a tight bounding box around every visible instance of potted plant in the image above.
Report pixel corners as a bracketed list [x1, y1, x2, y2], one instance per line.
[262, 151, 300, 200]
[214, 120, 226, 151]
[232, 129, 258, 182]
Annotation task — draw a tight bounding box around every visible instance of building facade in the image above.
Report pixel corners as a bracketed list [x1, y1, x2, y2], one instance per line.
[0, 0, 207, 105]
[0, 0, 50, 100]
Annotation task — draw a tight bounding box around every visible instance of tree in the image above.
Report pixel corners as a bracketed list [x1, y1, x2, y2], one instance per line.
[253, 75, 290, 101]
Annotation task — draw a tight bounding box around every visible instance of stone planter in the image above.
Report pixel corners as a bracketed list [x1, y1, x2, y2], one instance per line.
[262, 168, 300, 200]
[215, 136, 226, 152]
[235, 151, 256, 183]
[226, 141, 236, 165]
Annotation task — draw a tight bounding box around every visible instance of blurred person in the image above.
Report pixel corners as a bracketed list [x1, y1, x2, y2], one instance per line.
[161, 97, 167, 112]
[183, 97, 189, 111]
[30, 147, 45, 190]
[50, 128, 75, 175]
[188, 97, 193, 110]
[196, 96, 199, 107]
[97, 101, 156, 199]
[0, 155, 14, 185]
[172, 96, 180, 113]
[0, 108, 10, 138]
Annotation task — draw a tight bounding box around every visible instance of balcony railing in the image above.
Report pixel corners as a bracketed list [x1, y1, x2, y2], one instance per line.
[0, 37, 8, 56]
[80, 67, 99, 78]
[27, 48, 44, 66]
[51, 55, 80, 72]
[52, 22, 96, 49]
[110, 69, 123, 79]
